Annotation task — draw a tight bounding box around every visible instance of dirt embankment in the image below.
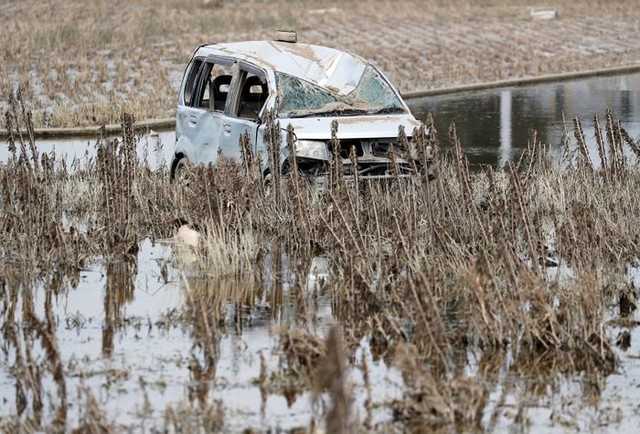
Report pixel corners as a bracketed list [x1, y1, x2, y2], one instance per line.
[1, 0, 639, 128]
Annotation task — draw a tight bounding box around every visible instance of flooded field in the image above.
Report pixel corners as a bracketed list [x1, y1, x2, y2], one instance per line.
[3, 73, 640, 432]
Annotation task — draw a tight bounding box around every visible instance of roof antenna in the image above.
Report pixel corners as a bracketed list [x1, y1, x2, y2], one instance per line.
[275, 30, 297, 43]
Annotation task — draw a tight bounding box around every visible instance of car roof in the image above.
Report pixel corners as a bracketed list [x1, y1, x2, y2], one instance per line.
[198, 41, 369, 95]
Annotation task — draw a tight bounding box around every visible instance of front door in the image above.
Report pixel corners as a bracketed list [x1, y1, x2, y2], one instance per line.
[219, 65, 269, 163]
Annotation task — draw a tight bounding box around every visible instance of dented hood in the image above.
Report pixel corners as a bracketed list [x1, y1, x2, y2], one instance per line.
[280, 114, 422, 140]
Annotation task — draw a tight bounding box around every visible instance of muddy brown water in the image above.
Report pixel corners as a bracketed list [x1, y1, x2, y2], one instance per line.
[3, 73, 640, 432]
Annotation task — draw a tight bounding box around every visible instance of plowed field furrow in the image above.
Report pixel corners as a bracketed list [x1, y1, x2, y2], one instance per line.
[2, 0, 639, 127]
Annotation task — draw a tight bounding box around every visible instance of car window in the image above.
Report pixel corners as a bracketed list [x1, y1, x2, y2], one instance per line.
[192, 61, 235, 111]
[182, 58, 203, 107]
[228, 69, 268, 120]
[275, 65, 406, 118]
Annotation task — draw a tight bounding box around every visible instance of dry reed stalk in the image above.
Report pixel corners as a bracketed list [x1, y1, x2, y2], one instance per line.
[594, 114, 608, 176]
[573, 117, 594, 172]
[506, 162, 541, 277]
[5, 88, 640, 431]
[96, 112, 140, 255]
[328, 120, 343, 193]
[619, 126, 640, 159]
[285, 123, 307, 241]
[605, 109, 626, 176]
[264, 111, 282, 205]
[605, 109, 623, 176]
[404, 268, 453, 367]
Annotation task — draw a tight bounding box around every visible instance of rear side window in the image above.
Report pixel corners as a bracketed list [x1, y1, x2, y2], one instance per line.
[182, 58, 203, 106]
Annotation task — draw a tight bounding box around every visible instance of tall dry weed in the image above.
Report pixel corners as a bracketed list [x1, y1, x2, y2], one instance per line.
[3, 96, 640, 431]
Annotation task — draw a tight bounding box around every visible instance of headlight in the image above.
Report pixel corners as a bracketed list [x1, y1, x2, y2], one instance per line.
[408, 140, 433, 160]
[295, 140, 329, 160]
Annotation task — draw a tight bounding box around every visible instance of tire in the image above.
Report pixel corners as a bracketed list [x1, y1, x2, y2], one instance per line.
[263, 172, 273, 196]
[424, 161, 437, 181]
[172, 157, 192, 185]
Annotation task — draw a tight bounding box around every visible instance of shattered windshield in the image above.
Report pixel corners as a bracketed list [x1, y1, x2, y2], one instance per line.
[276, 65, 406, 118]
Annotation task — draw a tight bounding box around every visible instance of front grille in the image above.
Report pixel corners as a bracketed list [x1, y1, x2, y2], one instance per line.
[329, 140, 364, 159]
[371, 142, 391, 158]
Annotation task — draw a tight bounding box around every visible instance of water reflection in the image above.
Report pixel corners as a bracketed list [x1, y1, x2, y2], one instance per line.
[499, 90, 512, 168]
[409, 72, 640, 167]
[102, 255, 138, 358]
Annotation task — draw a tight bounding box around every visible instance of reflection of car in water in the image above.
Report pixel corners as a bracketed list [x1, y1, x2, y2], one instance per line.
[172, 31, 435, 183]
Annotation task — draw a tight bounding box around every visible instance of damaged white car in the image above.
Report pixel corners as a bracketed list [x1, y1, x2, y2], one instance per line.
[172, 32, 435, 183]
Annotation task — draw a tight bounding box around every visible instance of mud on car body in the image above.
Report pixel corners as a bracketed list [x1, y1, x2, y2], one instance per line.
[172, 32, 435, 183]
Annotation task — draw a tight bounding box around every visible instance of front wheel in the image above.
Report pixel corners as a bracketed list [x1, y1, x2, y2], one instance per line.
[171, 157, 192, 184]
[263, 172, 273, 197]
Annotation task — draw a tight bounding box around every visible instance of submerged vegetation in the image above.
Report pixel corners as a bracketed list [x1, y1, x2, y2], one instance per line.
[2, 88, 640, 431]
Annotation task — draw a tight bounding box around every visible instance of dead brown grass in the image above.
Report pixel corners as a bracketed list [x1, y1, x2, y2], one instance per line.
[1, 0, 639, 128]
[3, 93, 640, 430]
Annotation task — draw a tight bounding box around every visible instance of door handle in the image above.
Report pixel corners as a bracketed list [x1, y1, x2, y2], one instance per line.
[223, 124, 232, 134]
[188, 115, 198, 125]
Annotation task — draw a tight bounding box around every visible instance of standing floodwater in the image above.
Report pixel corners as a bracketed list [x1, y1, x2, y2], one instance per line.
[3, 72, 640, 433]
[409, 71, 640, 167]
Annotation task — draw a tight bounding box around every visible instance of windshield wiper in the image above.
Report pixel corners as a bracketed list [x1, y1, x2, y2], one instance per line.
[284, 107, 403, 118]
[316, 108, 371, 117]
[284, 108, 367, 118]
[285, 110, 331, 118]
[367, 106, 406, 115]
